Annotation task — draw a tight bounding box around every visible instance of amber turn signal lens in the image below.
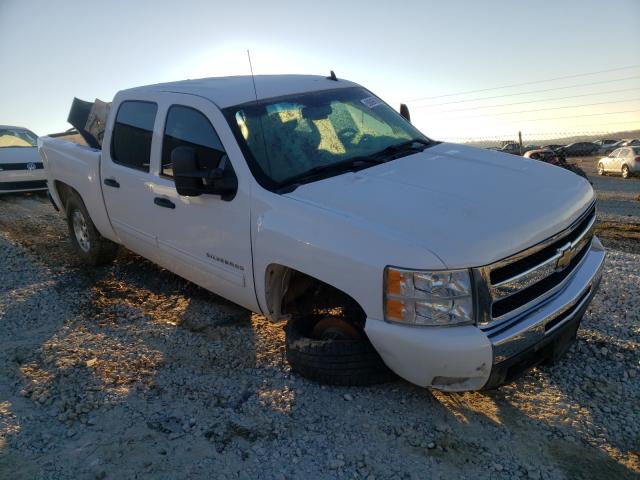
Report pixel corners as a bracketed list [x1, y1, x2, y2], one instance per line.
[385, 298, 404, 321]
[386, 269, 402, 295]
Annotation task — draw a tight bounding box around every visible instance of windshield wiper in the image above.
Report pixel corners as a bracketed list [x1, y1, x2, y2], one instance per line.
[277, 157, 385, 192]
[276, 139, 436, 193]
[370, 138, 433, 160]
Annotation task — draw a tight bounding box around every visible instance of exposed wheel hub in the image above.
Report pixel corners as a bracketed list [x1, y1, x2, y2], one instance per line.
[312, 316, 362, 341]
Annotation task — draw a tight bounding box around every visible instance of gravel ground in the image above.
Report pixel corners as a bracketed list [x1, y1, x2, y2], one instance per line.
[1, 194, 639, 480]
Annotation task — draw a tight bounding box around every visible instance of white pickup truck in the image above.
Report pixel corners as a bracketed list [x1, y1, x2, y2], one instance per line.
[39, 74, 605, 391]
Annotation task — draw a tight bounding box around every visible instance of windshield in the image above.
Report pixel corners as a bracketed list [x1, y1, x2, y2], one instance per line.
[0, 128, 38, 148]
[224, 87, 431, 189]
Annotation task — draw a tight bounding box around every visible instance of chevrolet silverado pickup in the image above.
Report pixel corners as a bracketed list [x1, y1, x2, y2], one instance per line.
[38, 74, 606, 391]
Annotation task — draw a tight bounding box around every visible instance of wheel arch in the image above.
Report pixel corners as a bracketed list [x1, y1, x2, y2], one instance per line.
[51, 180, 79, 214]
[51, 180, 118, 243]
[263, 262, 367, 327]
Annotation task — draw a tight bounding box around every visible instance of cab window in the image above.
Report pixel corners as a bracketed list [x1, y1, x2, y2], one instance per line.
[111, 101, 157, 172]
[161, 105, 226, 177]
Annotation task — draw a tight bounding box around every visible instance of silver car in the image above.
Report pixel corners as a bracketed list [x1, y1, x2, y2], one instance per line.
[597, 146, 640, 179]
[0, 126, 47, 193]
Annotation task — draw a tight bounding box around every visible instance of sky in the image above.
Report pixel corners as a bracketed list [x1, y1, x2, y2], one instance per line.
[1, 0, 639, 141]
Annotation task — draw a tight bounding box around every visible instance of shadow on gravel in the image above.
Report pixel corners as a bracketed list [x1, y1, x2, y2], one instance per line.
[1, 194, 275, 477]
[429, 388, 639, 479]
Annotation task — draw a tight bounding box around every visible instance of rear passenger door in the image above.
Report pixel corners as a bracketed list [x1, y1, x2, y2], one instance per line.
[101, 98, 161, 257]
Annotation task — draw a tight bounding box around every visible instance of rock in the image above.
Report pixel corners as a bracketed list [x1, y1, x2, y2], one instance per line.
[86, 358, 98, 367]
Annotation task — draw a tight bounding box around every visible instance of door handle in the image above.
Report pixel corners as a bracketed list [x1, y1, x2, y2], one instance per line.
[154, 197, 175, 209]
[104, 178, 120, 188]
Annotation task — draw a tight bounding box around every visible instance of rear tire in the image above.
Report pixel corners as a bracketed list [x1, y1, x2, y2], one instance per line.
[285, 314, 396, 386]
[65, 193, 118, 266]
[622, 165, 630, 179]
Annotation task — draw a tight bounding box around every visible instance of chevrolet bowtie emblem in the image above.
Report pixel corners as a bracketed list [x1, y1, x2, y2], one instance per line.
[555, 243, 576, 271]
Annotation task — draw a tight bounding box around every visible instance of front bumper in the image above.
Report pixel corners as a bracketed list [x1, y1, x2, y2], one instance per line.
[365, 237, 606, 391]
[0, 169, 48, 193]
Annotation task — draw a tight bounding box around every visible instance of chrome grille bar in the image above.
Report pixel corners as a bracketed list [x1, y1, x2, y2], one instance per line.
[491, 213, 596, 299]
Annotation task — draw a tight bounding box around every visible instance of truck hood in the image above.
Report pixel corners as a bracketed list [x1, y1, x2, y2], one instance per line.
[285, 143, 594, 268]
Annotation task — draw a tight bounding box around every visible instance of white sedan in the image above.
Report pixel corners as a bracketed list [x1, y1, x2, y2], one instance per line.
[0, 125, 47, 193]
[597, 146, 640, 179]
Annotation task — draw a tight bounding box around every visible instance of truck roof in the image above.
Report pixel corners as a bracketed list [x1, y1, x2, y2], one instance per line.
[121, 74, 359, 108]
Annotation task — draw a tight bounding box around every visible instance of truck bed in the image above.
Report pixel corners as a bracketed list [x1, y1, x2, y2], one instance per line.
[38, 137, 117, 242]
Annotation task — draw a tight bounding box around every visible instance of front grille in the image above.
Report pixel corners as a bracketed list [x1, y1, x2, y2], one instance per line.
[491, 239, 591, 318]
[490, 205, 595, 285]
[0, 180, 47, 191]
[0, 162, 44, 171]
[476, 203, 596, 328]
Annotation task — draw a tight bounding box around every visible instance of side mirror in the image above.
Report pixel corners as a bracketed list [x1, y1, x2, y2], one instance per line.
[172, 146, 238, 200]
[400, 103, 411, 123]
[172, 146, 202, 197]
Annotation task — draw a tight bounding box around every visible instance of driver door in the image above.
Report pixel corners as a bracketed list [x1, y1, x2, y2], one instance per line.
[147, 93, 257, 311]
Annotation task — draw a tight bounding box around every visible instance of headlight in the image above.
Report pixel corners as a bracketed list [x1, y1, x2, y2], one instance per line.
[384, 267, 474, 326]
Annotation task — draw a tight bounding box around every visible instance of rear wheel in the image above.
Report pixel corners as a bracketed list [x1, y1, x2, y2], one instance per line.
[65, 193, 118, 265]
[622, 165, 630, 179]
[597, 163, 605, 176]
[285, 314, 396, 386]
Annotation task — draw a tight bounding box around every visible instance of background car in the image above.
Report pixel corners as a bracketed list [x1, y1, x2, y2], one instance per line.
[524, 148, 559, 164]
[523, 144, 541, 153]
[542, 144, 565, 151]
[525, 148, 589, 180]
[555, 142, 599, 157]
[594, 139, 620, 155]
[597, 146, 640, 179]
[602, 139, 639, 155]
[0, 126, 47, 194]
[498, 142, 521, 155]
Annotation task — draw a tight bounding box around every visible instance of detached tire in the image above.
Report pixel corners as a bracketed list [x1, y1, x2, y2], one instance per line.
[65, 192, 118, 266]
[285, 315, 395, 386]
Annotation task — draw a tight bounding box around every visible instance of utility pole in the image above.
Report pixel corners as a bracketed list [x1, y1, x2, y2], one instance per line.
[518, 131, 523, 155]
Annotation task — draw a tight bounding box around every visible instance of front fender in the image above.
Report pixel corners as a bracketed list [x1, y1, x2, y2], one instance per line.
[251, 190, 446, 320]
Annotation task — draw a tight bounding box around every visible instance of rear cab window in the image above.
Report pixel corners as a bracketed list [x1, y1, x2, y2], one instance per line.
[161, 105, 227, 177]
[111, 101, 157, 171]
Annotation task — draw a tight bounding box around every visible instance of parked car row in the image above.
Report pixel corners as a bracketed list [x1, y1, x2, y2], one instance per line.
[488, 139, 640, 158]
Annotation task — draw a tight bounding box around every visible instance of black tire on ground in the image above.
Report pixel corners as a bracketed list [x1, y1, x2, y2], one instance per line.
[622, 165, 630, 179]
[597, 163, 605, 176]
[65, 192, 118, 266]
[284, 315, 396, 386]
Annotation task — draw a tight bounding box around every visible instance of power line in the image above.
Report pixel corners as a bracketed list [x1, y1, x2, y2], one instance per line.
[407, 64, 640, 102]
[411, 75, 640, 108]
[500, 109, 640, 123]
[432, 121, 640, 141]
[427, 87, 640, 114]
[441, 98, 640, 120]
